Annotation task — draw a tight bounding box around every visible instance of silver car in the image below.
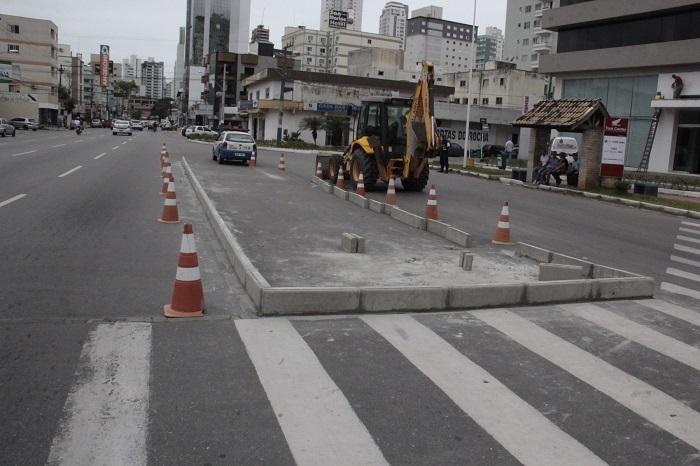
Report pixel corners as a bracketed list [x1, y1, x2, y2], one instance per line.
[0, 117, 16, 137]
[112, 120, 132, 136]
[10, 117, 38, 131]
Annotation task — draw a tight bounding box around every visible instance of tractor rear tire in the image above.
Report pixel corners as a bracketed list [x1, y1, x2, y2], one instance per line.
[328, 154, 344, 184]
[350, 148, 379, 191]
[401, 163, 430, 191]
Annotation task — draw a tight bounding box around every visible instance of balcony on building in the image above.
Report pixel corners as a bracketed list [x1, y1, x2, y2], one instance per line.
[532, 40, 552, 53]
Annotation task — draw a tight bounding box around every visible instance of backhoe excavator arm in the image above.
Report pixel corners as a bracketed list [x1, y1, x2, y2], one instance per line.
[404, 61, 440, 178]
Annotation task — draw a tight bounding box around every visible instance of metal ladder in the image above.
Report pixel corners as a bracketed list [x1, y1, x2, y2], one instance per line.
[637, 108, 661, 172]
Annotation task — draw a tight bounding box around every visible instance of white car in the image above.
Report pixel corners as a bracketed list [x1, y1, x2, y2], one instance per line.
[130, 120, 143, 131]
[112, 120, 132, 136]
[185, 125, 216, 138]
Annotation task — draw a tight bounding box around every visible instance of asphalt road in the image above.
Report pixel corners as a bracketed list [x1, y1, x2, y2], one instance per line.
[1, 130, 698, 464]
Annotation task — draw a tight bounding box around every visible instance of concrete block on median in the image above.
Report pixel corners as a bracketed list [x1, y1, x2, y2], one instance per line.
[551, 253, 593, 277]
[333, 185, 349, 200]
[459, 251, 474, 271]
[260, 287, 361, 315]
[450, 283, 525, 309]
[446, 227, 472, 247]
[426, 218, 450, 237]
[593, 277, 655, 300]
[539, 263, 583, 281]
[361, 286, 448, 312]
[352, 233, 366, 253]
[368, 199, 386, 213]
[349, 192, 370, 208]
[342, 232, 358, 253]
[516, 242, 553, 263]
[525, 280, 593, 304]
[390, 206, 427, 230]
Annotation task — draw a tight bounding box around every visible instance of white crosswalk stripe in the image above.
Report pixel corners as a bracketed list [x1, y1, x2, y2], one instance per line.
[45, 300, 700, 464]
[663, 222, 700, 298]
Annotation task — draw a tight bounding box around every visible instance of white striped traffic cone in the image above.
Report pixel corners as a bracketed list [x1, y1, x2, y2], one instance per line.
[356, 173, 366, 196]
[336, 166, 346, 189]
[315, 161, 323, 177]
[424, 184, 438, 220]
[158, 178, 179, 224]
[385, 178, 397, 205]
[492, 201, 513, 245]
[164, 223, 205, 318]
[278, 152, 286, 172]
[160, 165, 174, 195]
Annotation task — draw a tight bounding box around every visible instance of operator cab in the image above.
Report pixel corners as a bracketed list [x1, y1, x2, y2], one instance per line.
[356, 97, 412, 158]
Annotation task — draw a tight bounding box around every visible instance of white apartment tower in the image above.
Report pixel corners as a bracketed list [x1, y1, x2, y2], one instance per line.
[379, 2, 409, 50]
[503, 0, 556, 71]
[141, 59, 164, 100]
[320, 0, 363, 32]
[476, 27, 504, 69]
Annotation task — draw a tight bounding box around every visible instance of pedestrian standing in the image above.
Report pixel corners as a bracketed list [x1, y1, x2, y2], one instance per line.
[672, 74, 683, 99]
[439, 136, 450, 172]
[505, 138, 514, 159]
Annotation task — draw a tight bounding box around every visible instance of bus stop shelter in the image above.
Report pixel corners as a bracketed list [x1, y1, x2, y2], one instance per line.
[513, 99, 609, 189]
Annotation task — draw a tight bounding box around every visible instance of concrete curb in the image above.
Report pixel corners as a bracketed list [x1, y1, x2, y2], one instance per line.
[184, 161, 655, 316]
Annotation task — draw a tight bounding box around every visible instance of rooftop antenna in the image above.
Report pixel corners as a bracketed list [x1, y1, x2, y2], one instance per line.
[260, 8, 265, 25]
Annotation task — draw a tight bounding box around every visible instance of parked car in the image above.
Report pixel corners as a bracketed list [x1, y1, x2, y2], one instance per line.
[11, 117, 39, 131]
[90, 119, 102, 128]
[131, 120, 143, 131]
[101, 120, 112, 129]
[185, 125, 216, 138]
[0, 117, 16, 137]
[112, 120, 132, 136]
[181, 125, 190, 136]
[212, 131, 257, 164]
[481, 144, 506, 158]
[447, 142, 466, 157]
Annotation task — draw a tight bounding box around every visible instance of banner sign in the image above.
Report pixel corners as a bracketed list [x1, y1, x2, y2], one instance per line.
[601, 117, 628, 177]
[99, 45, 110, 87]
[0, 61, 12, 84]
[329, 10, 348, 29]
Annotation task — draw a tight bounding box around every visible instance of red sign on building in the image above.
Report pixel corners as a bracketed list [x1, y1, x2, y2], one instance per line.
[600, 117, 629, 177]
[99, 45, 110, 87]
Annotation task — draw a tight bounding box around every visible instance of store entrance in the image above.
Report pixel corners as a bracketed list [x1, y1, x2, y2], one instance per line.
[674, 111, 700, 173]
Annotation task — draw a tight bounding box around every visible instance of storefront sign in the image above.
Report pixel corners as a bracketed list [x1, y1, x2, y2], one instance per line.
[0, 61, 12, 83]
[437, 127, 489, 144]
[601, 117, 628, 177]
[328, 10, 348, 29]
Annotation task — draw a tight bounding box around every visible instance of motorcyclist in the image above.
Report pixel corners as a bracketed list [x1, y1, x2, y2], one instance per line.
[152, 121, 158, 132]
[74, 118, 82, 134]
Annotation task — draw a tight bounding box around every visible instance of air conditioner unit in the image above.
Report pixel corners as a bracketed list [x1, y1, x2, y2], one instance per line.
[31, 84, 38, 90]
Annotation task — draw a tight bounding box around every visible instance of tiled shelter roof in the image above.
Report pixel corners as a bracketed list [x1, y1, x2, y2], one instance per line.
[513, 99, 609, 131]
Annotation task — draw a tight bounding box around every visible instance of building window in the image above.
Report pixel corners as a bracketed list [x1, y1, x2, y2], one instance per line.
[459, 80, 466, 87]
[306, 57, 312, 64]
[524, 22, 531, 29]
[378, 70, 384, 76]
[482, 98, 489, 104]
[523, 38, 529, 45]
[307, 35, 313, 42]
[8, 44, 19, 53]
[307, 46, 313, 52]
[500, 78, 505, 85]
[7, 24, 19, 33]
[482, 79, 488, 86]
[265, 87, 270, 98]
[525, 5, 532, 12]
[473, 98, 478, 104]
[51, 28, 55, 40]
[255, 90, 260, 99]
[496, 97, 503, 105]
[320, 37, 326, 44]
[532, 53, 539, 61]
[367, 39, 372, 44]
[320, 48, 326, 53]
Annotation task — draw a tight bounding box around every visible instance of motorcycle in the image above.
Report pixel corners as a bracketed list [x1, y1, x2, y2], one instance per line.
[151, 125, 157, 132]
[75, 125, 82, 135]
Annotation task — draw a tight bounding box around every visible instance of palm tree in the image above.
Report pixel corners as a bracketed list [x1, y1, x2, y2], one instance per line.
[299, 116, 325, 145]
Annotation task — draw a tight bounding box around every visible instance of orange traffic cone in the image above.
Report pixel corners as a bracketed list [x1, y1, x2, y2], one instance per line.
[278, 152, 286, 172]
[158, 178, 179, 224]
[424, 184, 439, 220]
[161, 159, 170, 178]
[356, 173, 366, 196]
[336, 167, 346, 189]
[164, 223, 205, 318]
[385, 178, 397, 205]
[160, 166, 174, 194]
[315, 161, 323, 177]
[250, 152, 257, 167]
[492, 201, 513, 245]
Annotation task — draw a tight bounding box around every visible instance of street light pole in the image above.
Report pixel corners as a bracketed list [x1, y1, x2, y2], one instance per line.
[276, 42, 293, 147]
[219, 64, 227, 129]
[463, 0, 477, 167]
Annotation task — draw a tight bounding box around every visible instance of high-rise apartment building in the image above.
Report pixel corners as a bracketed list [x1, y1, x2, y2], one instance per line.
[503, 0, 556, 71]
[379, 2, 409, 50]
[320, 0, 363, 32]
[476, 27, 503, 69]
[184, 0, 252, 117]
[539, 0, 700, 175]
[141, 59, 164, 100]
[404, 14, 477, 74]
[251, 25, 270, 43]
[122, 54, 141, 81]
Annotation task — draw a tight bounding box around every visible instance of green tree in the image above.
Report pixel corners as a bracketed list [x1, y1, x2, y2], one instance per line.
[151, 98, 175, 120]
[113, 80, 139, 118]
[130, 109, 142, 120]
[299, 116, 325, 145]
[324, 116, 351, 147]
[58, 85, 76, 114]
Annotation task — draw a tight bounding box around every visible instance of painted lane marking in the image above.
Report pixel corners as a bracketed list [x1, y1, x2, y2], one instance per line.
[666, 267, 700, 284]
[681, 221, 700, 228]
[74, 139, 84, 143]
[660, 282, 700, 300]
[47, 323, 151, 466]
[11, 150, 36, 157]
[562, 303, 700, 372]
[236, 318, 388, 466]
[471, 309, 700, 451]
[677, 235, 700, 245]
[362, 314, 606, 466]
[52, 144, 66, 148]
[674, 244, 700, 256]
[58, 166, 82, 178]
[635, 298, 700, 327]
[670, 255, 700, 269]
[0, 194, 27, 208]
[679, 227, 700, 236]
[112, 146, 119, 150]
[94, 152, 107, 160]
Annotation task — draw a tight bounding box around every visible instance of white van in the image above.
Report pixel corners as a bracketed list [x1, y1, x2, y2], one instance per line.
[550, 137, 578, 156]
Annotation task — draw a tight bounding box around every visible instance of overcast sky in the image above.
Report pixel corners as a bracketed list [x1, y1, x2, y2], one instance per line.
[2, 0, 506, 80]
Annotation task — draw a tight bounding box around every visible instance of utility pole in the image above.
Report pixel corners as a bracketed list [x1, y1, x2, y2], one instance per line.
[219, 63, 227, 130]
[276, 42, 293, 147]
[58, 65, 65, 123]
